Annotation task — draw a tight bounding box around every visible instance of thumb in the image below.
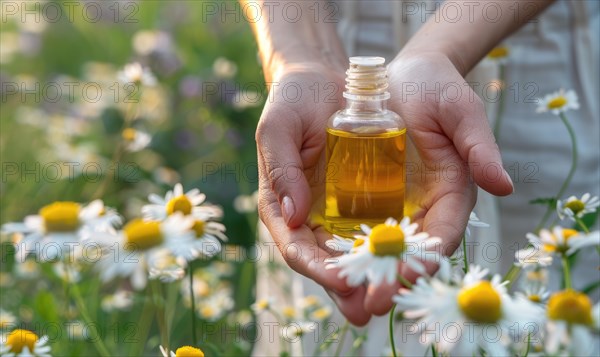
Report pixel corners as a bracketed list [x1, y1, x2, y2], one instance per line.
[256, 114, 312, 228]
[441, 95, 514, 196]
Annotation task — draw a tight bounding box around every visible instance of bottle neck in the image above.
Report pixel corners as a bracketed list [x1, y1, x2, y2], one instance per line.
[345, 97, 387, 113]
[343, 57, 390, 114]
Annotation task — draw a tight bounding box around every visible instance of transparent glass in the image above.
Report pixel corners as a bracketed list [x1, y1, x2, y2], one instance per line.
[324, 97, 407, 237]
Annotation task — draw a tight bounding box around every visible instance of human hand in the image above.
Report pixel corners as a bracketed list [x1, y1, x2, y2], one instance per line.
[360, 52, 514, 315]
[255, 62, 373, 325]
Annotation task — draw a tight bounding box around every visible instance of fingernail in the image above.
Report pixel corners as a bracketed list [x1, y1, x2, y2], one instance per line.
[503, 170, 514, 193]
[282, 196, 295, 225]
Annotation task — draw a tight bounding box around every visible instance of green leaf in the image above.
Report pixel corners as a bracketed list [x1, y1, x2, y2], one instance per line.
[34, 291, 60, 324]
[529, 197, 557, 208]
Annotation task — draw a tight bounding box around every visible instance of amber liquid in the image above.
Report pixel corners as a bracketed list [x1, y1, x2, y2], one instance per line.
[324, 128, 406, 237]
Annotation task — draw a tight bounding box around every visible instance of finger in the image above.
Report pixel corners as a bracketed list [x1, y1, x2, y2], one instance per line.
[258, 154, 354, 295]
[256, 108, 312, 228]
[439, 93, 514, 196]
[326, 286, 372, 326]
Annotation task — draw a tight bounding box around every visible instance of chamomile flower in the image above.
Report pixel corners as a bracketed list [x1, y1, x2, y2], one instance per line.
[122, 128, 151, 152]
[556, 193, 599, 220]
[0, 309, 17, 330]
[309, 306, 332, 322]
[516, 284, 550, 304]
[281, 321, 317, 340]
[525, 226, 586, 257]
[536, 89, 579, 115]
[465, 211, 490, 238]
[175, 218, 225, 262]
[566, 230, 600, 255]
[545, 290, 600, 356]
[251, 298, 274, 314]
[117, 62, 156, 86]
[2, 200, 118, 262]
[0, 329, 51, 357]
[325, 217, 442, 286]
[515, 246, 553, 268]
[148, 252, 186, 283]
[100, 290, 134, 312]
[486, 45, 510, 64]
[281, 306, 299, 321]
[142, 183, 222, 221]
[91, 214, 196, 290]
[52, 261, 81, 283]
[196, 288, 234, 322]
[160, 345, 204, 357]
[299, 295, 322, 310]
[325, 235, 361, 253]
[393, 265, 543, 356]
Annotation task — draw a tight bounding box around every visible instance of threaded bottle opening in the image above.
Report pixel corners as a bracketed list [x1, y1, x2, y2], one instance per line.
[343, 56, 390, 101]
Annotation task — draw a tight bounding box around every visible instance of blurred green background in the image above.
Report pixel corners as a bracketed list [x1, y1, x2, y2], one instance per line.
[1, 1, 266, 355]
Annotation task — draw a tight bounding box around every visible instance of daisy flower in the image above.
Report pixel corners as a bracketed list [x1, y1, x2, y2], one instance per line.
[0, 329, 51, 357]
[545, 290, 600, 356]
[325, 217, 442, 287]
[148, 252, 186, 283]
[251, 298, 274, 314]
[299, 295, 322, 310]
[196, 288, 234, 322]
[122, 128, 151, 152]
[281, 306, 299, 321]
[515, 245, 553, 268]
[281, 321, 317, 340]
[516, 283, 550, 304]
[465, 211, 490, 238]
[0, 309, 17, 331]
[393, 265, 543, 356]
[557, 193, 599, 221]
[160, 345, 204, 357]
[566, 230, 600, 255]
[174, 218, 225, 262]
[486, 45, 510, 64]
[536, 89, 579, 115]
[100, 290, 134, 313]
[309, 306, 332, 322]
[90, 214, 197, 290]
[117, 62, 156, 86]
[142, 183, 222, 222]
[2, 200, 119, 262]
[525, 226, 588, 257]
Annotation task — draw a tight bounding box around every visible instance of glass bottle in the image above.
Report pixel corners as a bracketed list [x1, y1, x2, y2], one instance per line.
[324, 57, 406, 237]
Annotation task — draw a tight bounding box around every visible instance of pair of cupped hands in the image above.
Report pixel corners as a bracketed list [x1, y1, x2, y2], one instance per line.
[255, 53, 514, 325]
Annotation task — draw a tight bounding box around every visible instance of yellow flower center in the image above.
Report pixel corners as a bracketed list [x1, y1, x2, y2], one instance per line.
[311, 307, 331, 320]
[123, 219, 163, 251]
[487, 46, 509, 59]
[282, 306, 296, 319]
[175, 346, 205, 357]
[368, 224, 405, 256]
[547, 96, 567, 110]
[255, 299, 269, 310]
[543, 228, 578, 253]
[457, 281, 502, 323]
[302, 295, 320, 308]
[528, 295, 542, 303]
[39, 201, 81, 232]
[166, 195, 193, 216]
[200, 306, 215, 319]
[547, 290, 593, 326]
[352, 238, 365, 248]
[6, 329, 38, 353]
[565, 200, 585, 215]
[192, 220, 205, 238]
[122, 128, 137, 141]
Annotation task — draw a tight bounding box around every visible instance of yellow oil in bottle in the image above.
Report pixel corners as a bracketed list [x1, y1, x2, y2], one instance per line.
[324, 127, 406, 237]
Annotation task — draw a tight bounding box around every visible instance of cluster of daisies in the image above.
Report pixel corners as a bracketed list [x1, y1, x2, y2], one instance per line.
[321, 192, 599, 356]
[0, 183, 226, 356]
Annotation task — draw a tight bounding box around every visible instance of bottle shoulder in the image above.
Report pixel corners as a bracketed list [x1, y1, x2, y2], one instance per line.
[327, 109, 405, 134]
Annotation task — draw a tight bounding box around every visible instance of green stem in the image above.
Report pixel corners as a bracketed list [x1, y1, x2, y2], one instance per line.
[575, 217, 590, 233]
[431, 344, 438, 357]
[389, 304, 398, 357]
[398, 275, 413, 289]
[493, 64, 506, 141]
[535, 112, 578, 232]
[562, 254, 572, 289]
[151, 280, 169, 350]
[130, 288, 154, 356]
[503, 264, 521, 290]
[524, 333, 532, 357]
[334, 321, 350, 357]
[71, 284, 111, 357]
[462, 234, 469, 273]
[189, 261, 198, 344]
